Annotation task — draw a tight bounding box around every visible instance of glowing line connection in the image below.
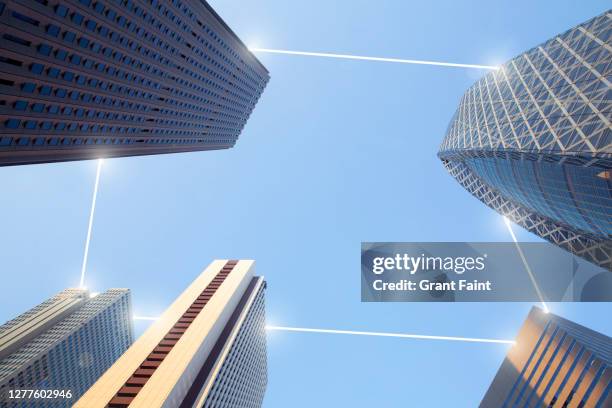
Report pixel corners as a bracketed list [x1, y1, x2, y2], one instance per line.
[79, 159, 103, 289]
[266, 326, 515, 345]
[249, 48, 500, 70]
[504, 216, 549, 313]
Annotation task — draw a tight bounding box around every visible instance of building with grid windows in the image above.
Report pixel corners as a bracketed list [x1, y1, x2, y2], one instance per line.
[75, 260, 267, 408]
[438, 11, 611, 270]
[0, 288, 133, 407]
[481, 307, 611, 407]
[0, 0, 269, 166]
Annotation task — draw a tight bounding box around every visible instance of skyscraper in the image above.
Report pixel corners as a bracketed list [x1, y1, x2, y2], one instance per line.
[75, 259, 267, 408]
[481, 307, 611, 407]
[0, 0, 269, 166]
[438, 11, 611, 270]
[0, 288, 133, 407]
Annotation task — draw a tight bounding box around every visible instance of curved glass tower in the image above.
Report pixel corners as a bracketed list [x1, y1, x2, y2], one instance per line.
[439, 11, 611, 270]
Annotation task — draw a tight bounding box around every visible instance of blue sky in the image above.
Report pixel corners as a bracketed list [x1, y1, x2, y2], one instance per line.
[0, 1, 610, 406]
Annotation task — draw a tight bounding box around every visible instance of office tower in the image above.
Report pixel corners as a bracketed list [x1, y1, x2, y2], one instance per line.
[481, 307, 611, 407]
[0, 288, 133, 407]
[438, 11, 611, 270]
[76, 260, 267, 408]
[0, 0, 269, 166]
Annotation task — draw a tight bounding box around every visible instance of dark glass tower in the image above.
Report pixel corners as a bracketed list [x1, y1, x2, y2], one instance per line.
[0, 0, 269, 166]
[481, 307, 611, 407]
[0, 288, 133, 407]
[438, 11, 611, 270]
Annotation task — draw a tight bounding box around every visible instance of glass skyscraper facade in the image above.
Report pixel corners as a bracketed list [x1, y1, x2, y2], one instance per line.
[0, 0, 269, 166]
[201, 279, 267, 408]
[481, 307, 611, 407]
[76, 260, 267, 408]
[438, 11, 611, 270]
[0, 288, 133, 407]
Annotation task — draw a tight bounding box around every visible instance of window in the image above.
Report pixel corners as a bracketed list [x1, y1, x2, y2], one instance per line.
[54, 49, 67, 61]
[13, 100, 27, 111]
[47, 67, 60, 78]
[3, 33, 31, 46]
[37, 44, 52, 56]
[29, 63, 43, 75]
[54, 5, 68, 17]
[63, 31, 76, 43]
[21, 83, 35, 93]
[46, 24, 60, 37]
[5, 119, 20, 129]
[71, 13, 84, 25]
[12, 11, 40, 26]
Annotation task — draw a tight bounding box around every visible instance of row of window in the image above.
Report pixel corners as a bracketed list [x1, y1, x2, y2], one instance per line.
[2, 116, 232, 137]
[0, 75, 244, 127]
[0, 135, 233, 148]
[4, 97, 238, 128]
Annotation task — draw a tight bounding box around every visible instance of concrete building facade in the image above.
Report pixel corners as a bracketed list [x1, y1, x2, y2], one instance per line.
[75, 260, 267, 408]
[0, 0, 269, 165]
[0, 288, 133, 407]
[481, 307, 611, 407]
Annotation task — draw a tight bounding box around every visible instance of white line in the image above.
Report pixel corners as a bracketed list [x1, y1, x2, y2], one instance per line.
[504, 217, 549, 313]
[79, 159, 103, 289]
[249, 48, 500, 70]
[133, 316, 159, 321]
[266, 326, 515, 345]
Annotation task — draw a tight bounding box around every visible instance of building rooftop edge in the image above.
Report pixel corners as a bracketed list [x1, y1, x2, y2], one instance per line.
[200, 0, 269, 74]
